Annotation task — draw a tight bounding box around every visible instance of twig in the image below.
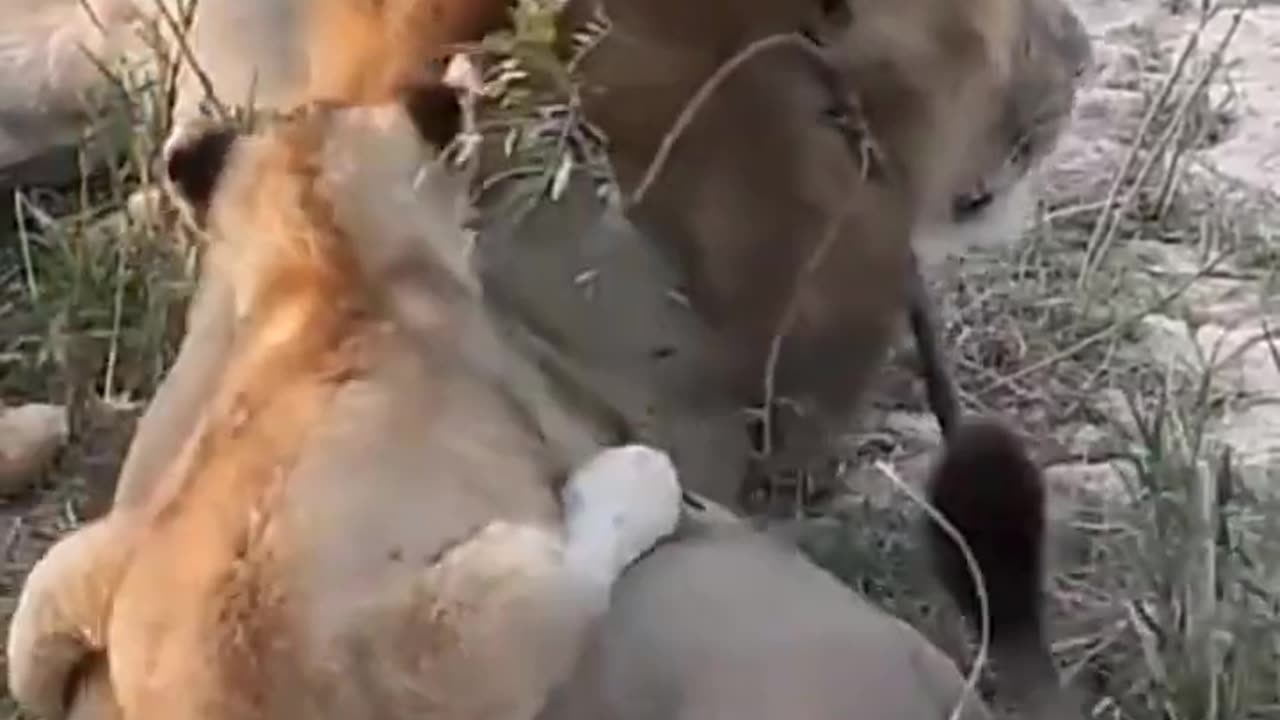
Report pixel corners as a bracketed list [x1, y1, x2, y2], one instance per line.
[1261, 319, 1280, 378]
[627, 32, 825, 206]
[1077, 21, 1202, 288]
[1079, 5, 1247, 288]
[103, 239, 128, 402]
[616, 28, 883, 458]
[145, 0, 229, 122]
[1186, 456, 1221, 717]
[14, 191, 41, 303]
[3, 517, 24, 560]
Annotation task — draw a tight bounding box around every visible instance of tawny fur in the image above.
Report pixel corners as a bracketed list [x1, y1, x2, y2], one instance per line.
[8, 90, 680, 720]
[556, 0, 1091, 503]
[552, 4, 1085, 714]
[538, 522, 996, 720]
[305, 0, 512, 104]
[917, 0, 1093, 264]
[560, 0, 1089, 406]
[531, 418, 1080, 720]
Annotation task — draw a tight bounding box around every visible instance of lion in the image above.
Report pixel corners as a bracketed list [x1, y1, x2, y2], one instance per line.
[550, 0, 1092, 503]
[6, 81, 687, 720]
[531, 417, 1080, 720]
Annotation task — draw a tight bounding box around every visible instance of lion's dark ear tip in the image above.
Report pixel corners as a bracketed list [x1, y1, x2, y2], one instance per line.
[400, 82, 464, 149]
[162, 121, 238, 216]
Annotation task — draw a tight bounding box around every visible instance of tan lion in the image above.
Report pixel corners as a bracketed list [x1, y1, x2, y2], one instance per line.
[551, 0, 1093, 503]
[7, 81, 686, 720]
[540, 421, 1080, 720]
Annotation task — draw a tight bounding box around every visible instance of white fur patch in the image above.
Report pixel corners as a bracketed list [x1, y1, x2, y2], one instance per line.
[912, 176, 1036, 273]
[430, 521, 564, 581]
[560, 445, 682, 586]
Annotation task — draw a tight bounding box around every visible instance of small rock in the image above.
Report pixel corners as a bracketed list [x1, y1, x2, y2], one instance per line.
[1182, 280, 1260, 326]
[1041, 134, 1127, 205]
[125, 185, 166, 227]
[1196, 7, 1280, 196]
[1128, 238, 1205, 275]
[1140, 314, 1201, 370]
[880, 410, 943, 453]
[1072, 87, 1147, 141]
[1061, 422, 1117, 459]
[0, 403, 69, 496]
[1205, 404, 1280, 491]
[1193, 321, 1280, 397]
[1086, 42, 1145, 91]
[1044, 460, 1131, 524]
[1187, 295, 1264, 328]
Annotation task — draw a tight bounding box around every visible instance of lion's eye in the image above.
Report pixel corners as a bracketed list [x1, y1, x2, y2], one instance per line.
[821, 104, 852, 130]
[818, 0, 852, 28]
[820, 0, 844, 16]
[1010, 138, 1032, 164]
[952, 185, 995, 219]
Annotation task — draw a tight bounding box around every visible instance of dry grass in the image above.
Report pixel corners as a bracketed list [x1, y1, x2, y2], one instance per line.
[2, 0, 1280, 718]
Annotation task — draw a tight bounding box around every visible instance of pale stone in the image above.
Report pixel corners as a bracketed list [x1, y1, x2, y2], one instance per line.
[0, 403, 69, 495]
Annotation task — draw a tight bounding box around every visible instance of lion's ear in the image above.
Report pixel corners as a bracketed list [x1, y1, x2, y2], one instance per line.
[399, 82, 463, 150]
[162, 120, 239, 223]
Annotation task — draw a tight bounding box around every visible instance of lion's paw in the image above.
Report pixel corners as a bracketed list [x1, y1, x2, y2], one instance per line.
[561, 444, 681, 584]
